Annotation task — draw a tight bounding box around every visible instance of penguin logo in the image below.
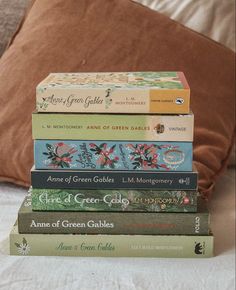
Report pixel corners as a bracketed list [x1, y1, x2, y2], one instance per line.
[175, 98, 184, 105]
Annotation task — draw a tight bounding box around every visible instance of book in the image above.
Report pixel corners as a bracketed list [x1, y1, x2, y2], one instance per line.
[31, 188, 198, 212]
[18, 195, 208, 235]
[10, 223, 214, 258]
[32, 112, 194, 141]
[31, 167, 198, 190]
[34, 140, 193, 171]
[36, 72, 190, 114]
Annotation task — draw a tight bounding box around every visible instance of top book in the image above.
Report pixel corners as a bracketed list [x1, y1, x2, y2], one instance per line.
[36, 72, 190, 114]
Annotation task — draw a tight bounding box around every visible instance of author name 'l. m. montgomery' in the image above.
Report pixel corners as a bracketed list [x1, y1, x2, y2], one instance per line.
[122, 177, 173, 185]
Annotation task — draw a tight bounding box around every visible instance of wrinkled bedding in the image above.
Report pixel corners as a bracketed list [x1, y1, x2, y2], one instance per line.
[134, 0, 235, 51]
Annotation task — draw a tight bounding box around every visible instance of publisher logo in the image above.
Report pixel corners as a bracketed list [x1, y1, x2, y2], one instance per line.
[175, 98, 184, 105]
[194, 242, 205, 255]
[178, 177, 190, 185]
[154, 123, 165, 134]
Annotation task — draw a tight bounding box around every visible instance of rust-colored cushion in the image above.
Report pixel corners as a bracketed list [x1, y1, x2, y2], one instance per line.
[0, 0, 235, 198]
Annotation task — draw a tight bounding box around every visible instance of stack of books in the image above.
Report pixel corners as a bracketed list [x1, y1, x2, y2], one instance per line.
[10, 72, 214, 258]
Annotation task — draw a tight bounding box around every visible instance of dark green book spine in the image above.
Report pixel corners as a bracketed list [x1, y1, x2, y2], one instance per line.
[18, 196, 209, 235]
[31, 188, 198, 212]
[31, 168, 198, 190]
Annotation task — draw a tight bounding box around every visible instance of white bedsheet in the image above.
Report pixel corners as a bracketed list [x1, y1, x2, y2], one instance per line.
[134, 0, 235, 51]
[0, 168, 235, 290]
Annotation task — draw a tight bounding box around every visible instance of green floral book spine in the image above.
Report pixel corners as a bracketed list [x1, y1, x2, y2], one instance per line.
[18, 195, 209, 235]
[10, 223, 214, 258]
[32, 112, 194, 141]
[36, 72, 190, 114]
[31, 188, 198, 212]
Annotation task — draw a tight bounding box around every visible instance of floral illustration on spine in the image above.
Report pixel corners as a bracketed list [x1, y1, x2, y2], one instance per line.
[43, 143, 77, 168]
[126, 144, 184, 170]
[104, 88, 113, 109]
[89, 143, 119, 169]
[128, 72, 183, 88]
[36, 86, 49, 110]
[15, 238, 30, 255]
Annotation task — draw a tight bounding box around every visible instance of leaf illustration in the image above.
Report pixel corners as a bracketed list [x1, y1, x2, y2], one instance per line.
[46, 144, 53, 151]
[23, 237, 27, 245]
[110, 145, 116, 150]
[99, 143, 106, 148]
[61, 153, 70, 158]
[15, 243, 21, 248]
[62, 161, 70, 168]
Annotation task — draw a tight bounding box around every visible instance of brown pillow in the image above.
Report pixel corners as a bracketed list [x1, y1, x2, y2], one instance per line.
[0, 0, 235, 198]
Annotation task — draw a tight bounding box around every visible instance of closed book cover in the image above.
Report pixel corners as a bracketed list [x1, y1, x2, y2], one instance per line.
[18, 195, 209, 235]
[31, 167, 198, 190]
[31, 188, 198, 212]
[10, 223, 214, 258]
[34, 140, 193, 171]
[36, 72, 190, 114]
[32, 112, 194, 141]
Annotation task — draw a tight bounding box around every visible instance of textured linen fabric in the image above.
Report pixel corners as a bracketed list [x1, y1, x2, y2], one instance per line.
[0, 0, 235, 197]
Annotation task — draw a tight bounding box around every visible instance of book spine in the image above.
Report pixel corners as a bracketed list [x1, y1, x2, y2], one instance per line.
[32, 113, 194, 141]
[34, 140, 193, 172]
[31, 188, 198, 212]
[36, 80, 190, 114]
[31, 169, 198, 190]
[18, 198, 208, 235]
[10, 226, 214, 258]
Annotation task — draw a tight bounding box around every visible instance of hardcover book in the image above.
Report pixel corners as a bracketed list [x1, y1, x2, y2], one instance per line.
[34, 140, 193, 171]
[18, 195, 208, 235]
[31, 188, 198, 212]
[32, 112, 194, 141]
[31, 167, 198, 190]
[10, 223, 214, 258]
[36, 72, 190, 114]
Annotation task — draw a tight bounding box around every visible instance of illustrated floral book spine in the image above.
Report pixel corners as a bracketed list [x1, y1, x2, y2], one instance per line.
[10, 224, 214, 258]
[31, 188, 198, 212]
[34, 140, 193, 172]
[36, 72, 190, 114]
[32, 112, 194, 141]
[18, 195, 208, 235]
[31, 167, 198, 190]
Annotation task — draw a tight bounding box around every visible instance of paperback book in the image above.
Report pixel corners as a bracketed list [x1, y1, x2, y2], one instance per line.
[32, 112, 194, 141]
[34, 140, 193, 171]
[18, 195, 209, 235]
[10, 223, 214, 258]
[36, 72, 190, 114]
[31, 167, 198, 190]
[31, 188, 198, 212]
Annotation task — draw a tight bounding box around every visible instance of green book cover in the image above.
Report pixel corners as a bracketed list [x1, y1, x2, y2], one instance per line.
[18, 195, 209, 235]
[10, 223, 214, 258]
[31, 188, 198, 212]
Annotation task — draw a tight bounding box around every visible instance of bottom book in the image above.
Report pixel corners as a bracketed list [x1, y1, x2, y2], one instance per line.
[10, 223, 214, 258]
